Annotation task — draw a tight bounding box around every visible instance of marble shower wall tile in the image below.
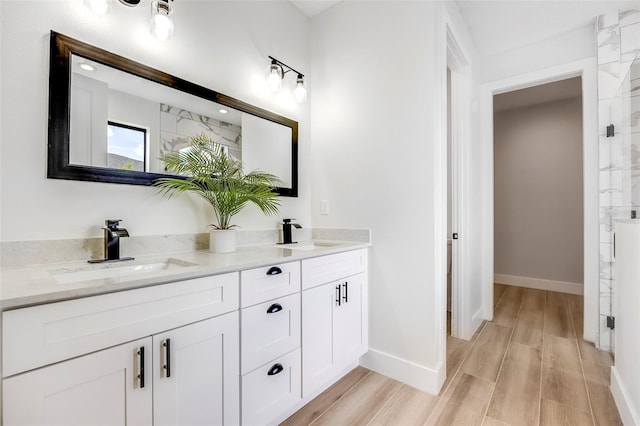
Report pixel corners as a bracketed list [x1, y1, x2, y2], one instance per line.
[599, 135, 623, 171]
[620, 9, 640, 27]
[599, 315, 612, 349]
[599, 170, 623, 206]
[598, 97, 623, 135]
[159, 104, 242, 159]
[597, 25, 620, 65]
[600, 279, 614, 294]
[621, 23, 640, 62]
[598, 11, 619, 30]
[598, 62, 621, 100]
[630, 94, 640, 132]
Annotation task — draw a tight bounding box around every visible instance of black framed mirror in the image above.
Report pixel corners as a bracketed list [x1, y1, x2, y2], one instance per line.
[48, 31, 298, 196]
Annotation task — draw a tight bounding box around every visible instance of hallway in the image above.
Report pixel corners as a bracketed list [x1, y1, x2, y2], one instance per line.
[282, 285, 621, 425]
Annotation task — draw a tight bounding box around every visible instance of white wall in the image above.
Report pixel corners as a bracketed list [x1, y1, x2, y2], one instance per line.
[494, 97, 584, 286]
[309, 0, 482, 393]
[0, 1, 311, 242]
[310, 0, 440, 389]
[480, 25, 596, 83]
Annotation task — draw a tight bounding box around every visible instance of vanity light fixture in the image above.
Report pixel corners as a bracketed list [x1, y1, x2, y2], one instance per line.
[84, 0, 174, 42]
[150, 0, 175, 41]
[267, 56, 307, 103]
[294, 74, 307, 103]
[79, 63, 97, 71]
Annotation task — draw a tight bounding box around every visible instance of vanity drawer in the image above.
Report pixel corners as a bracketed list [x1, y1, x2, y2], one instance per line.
[240, 261, 300, 307]
[302, 249, 367, 290]
[2, 272, 239, 377]
[241, 293, 300, 374]
[241, 348, 301, 426]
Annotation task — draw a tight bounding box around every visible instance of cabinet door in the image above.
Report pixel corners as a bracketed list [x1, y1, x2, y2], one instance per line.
[153, 311, 239, 426]
[302, 273, 367, 398]
[3, 337, 152, 426]
[301, 282, 335, 397]
[333, 273, 366, 370]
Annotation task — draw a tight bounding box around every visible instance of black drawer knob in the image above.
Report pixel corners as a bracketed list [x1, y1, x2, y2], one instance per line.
[267, 363, 284, 376]
[266, 266, 283, 276]
[266, 303, 283, 314]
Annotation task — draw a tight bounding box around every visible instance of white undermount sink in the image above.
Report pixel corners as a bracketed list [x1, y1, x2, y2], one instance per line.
[274, 241, 342, 251]
[49, 258, 197, 284]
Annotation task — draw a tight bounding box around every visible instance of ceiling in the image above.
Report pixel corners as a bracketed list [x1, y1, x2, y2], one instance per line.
[290, 0, 342, 17]
[455, 0, 639, 57]
[290, 0, 639, 58]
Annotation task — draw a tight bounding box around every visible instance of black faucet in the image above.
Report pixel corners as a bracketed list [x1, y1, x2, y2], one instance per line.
[280, 218, 302, 244]
[88, 219, 134, 263]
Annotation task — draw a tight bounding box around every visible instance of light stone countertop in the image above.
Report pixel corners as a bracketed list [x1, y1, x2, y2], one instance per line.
[0, 240, 369, 310]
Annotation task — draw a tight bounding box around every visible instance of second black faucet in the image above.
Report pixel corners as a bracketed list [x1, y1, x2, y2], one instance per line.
[280, 218, 302, 244]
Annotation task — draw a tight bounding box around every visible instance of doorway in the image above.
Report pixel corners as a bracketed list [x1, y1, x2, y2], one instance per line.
[479, 59, 599, 342]
[493, 78, 584, 296]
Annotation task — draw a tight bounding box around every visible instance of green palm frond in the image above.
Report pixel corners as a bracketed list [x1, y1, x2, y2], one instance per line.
[153, 134, 281, 230]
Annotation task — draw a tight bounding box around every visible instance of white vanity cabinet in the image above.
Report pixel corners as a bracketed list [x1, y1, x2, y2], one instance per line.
[301, 249, 368, 398]
[240, 261, 302, 426]
[2, 272, 240, 426]
[1, 245, 370, 426]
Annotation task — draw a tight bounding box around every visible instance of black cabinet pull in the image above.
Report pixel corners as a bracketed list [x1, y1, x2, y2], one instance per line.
[343, 282, 348, 303]
[267, 363, 284, 376]
[335, 285, 342, 306]
[163, 339, 171, 378]
[266, 303, 283, 314]
[266, 266, 283, 276]
[137, 346, 145, 388]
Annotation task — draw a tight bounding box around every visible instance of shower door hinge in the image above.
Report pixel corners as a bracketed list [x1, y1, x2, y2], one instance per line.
[452, 233, 458, 240]
[607, 316, 615, 330]
[606, 124, 615, 137]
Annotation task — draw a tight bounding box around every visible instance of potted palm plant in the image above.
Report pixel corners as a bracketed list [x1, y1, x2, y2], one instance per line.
[153, 134, 281, 253]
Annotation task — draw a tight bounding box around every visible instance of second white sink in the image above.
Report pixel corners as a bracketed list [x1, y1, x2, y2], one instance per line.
[274, 241, 342, 251]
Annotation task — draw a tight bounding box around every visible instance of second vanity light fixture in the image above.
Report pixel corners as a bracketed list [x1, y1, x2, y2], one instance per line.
[84, 0, 175, 41]
[268, 56, 307, 103]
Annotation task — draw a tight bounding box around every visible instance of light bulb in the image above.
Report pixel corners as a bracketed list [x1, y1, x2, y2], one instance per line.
[79, 63, 97, 72]
[150, 0, 174, 41]
[294, 75, 307, 103]
[84, 0, 113, 15]
[267, 61, 283, 92]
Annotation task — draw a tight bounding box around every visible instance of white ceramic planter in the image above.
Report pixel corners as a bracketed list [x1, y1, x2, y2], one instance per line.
[209, 229, 236, 253]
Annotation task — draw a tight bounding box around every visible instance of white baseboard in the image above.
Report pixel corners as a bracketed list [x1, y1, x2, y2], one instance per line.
[359, 348, 443, 395]
[494, 274, 583, 295]
[611, 366, 640, 426]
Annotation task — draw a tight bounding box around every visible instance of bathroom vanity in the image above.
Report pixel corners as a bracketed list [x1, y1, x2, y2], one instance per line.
[0, 243, 368, 425]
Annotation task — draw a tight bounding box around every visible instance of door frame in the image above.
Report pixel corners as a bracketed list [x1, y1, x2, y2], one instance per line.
[447, 29, 469, 339]
[479, 58, 599, 342]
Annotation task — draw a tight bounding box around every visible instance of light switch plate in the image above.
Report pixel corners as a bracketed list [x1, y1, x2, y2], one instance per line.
[320, 200, 329, 215]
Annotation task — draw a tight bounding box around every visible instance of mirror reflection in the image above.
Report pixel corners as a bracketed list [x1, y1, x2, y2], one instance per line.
[69, 54, 292, 187]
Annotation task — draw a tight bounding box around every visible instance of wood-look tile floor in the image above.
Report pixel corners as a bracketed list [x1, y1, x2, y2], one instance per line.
[282, 284, 621, 426]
